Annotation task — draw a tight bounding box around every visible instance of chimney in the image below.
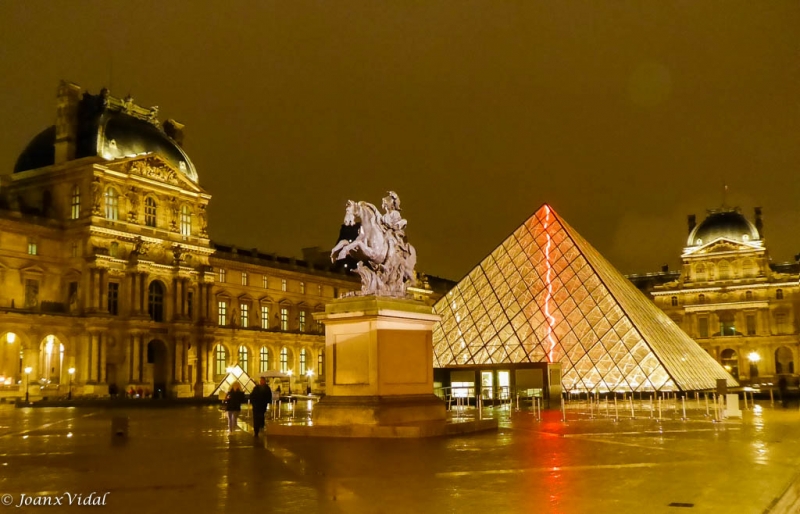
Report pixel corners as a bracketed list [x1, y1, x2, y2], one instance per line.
[163, 119, 185, 146]
[754, 207, 763, 238]
[54, 81, 82, 164]
[687, 214, 696, 235]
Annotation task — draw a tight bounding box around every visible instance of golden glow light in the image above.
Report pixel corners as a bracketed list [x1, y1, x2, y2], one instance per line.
[6, 333, 15, 344]
[24, 367, 32, 374]
[68, 368, 75, 375]
[748, 352, 761, 363]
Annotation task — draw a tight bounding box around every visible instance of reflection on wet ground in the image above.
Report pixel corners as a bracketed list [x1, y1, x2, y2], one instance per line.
[0, 402, 798, 513]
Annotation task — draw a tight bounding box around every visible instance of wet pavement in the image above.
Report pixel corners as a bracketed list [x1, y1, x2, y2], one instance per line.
[0, 401, 799, 513]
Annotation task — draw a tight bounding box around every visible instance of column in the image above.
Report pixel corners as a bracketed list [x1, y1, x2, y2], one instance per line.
[181, 278, 189, 318]
[181, 338, 189, 382]
[171, 277, 179, 320]
[197, 280, 204, 322]
[140, 274, 147, 314]
[131, 334, 141, 383]
[98, 269, 108, 312]
[193, 338, 205, 397]
[99, 334, 107, 383]
[86, 333, 98, 383]
[172, 338, 181, 382]
[130, 272, 139, 315]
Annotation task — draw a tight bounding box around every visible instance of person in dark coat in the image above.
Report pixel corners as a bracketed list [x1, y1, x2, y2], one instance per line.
[778, 376, 789, 408]
[250, 378, 272, 437]
[224, 382, 246, 432]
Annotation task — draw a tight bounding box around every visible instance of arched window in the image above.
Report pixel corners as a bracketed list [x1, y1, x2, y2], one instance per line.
[259, 347, 269, 373]
[718, 260, 730, 280]
[775, 346, 794, 374]
[777, 289, 784, 300]
[698, 294, 706, 304]
[745, 291, 753, 301]
[215, 344, 227, 375]
[238, 346, 249, 373]
[148, 281, 165, 322]
[180, 205, 191, 236]
[695, 264, 706, 281]
[280, 347, 288, 373]
[721, 349, 739, 380]
[299, 349, 307, 375]
[671, 296, 678, 307]
[104, 187, 119, 220]
[318, 351, 324, 376]
[144, 197, 157, 227]
[70, 185, 80, 220]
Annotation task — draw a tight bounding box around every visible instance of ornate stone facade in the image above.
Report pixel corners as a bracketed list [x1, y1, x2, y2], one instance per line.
[0, 82, 360, 399]
[634, 207, 800, 385]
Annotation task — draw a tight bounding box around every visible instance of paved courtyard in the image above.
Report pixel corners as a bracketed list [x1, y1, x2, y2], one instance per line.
[0, 401, 799, 513]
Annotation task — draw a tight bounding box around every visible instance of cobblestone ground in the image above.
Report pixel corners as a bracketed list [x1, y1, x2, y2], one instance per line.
[0, 401, 799, 514]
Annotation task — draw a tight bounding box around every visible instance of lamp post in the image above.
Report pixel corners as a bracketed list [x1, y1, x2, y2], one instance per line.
[306, 369, 314, 395]
[67, 367, 75, 400]
[23, 366, 32, 403]
[748, 351, 761, 385]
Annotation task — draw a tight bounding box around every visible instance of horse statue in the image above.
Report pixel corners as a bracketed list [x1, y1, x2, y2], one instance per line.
[331, 192, 417, 297]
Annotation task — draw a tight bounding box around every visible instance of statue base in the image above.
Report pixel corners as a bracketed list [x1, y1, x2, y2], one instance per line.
[312, 296, 446, 428]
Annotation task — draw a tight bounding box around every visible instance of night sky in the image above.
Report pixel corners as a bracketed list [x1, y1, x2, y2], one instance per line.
[1, 2, 798, 281]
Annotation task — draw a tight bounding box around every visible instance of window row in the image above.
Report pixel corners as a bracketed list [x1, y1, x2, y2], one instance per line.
[217, 269, 345, 298]
[216, 301, 315, 332]
[213, 345, 324, 377]
[696, 311, 791, 338]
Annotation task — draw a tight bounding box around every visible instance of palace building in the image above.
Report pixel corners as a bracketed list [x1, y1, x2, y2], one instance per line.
[634, 206, 800, 385]
[0, 81, 371, 400]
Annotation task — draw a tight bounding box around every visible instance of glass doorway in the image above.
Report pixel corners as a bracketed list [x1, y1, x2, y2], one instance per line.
[498, 370, 510, 399]
[481, 371, 493, 400]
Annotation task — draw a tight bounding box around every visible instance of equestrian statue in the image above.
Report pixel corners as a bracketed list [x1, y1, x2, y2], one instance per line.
[331, 191, 417, 297]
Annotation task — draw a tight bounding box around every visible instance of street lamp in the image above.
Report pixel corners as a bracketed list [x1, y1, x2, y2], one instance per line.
[23, 366, 32, 402]
[748, 351, 761, 363]
[306, 369, 314, 395]
[67, 368, 75, 400]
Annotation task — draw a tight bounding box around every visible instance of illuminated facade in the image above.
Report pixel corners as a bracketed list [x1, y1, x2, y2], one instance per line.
[0, 82, 362, 399]
[644, 207, 800, 384]
[432, 204, 735, 394]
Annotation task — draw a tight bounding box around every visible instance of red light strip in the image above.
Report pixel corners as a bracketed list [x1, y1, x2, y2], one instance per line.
[543, 206, 557, 363]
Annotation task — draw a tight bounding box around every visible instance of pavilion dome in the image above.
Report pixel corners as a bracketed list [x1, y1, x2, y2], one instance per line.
[687, 209, 759, 247]
[14, 88, 197, 183]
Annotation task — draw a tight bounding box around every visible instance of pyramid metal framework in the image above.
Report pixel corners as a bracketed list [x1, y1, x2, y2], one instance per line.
[432, 205, 737, 392]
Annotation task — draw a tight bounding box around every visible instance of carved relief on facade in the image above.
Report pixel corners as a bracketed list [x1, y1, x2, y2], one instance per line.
[91, 177, 103, 215]
[169, 196, 179, 232]
[127, 158, 180, 185]
[126, 186, 140, 223]
[198, 204, 208, 237]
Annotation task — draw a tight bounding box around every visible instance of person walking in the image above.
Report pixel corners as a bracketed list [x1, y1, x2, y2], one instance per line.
[250, 378, 272, 437]
[224, 382, 246, 432]
[779, 375, 789, 408]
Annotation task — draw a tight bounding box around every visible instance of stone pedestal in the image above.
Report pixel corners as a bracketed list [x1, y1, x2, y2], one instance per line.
[312, 296, 446, 426]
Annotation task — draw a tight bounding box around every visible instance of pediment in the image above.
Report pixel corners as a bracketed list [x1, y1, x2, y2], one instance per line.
[258, 295, 274, 304]
[683, 237, 760, 257]
[108, 155, 203, 192]
[20, 265, 46, 275]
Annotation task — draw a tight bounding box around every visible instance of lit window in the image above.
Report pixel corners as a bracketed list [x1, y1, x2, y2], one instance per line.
[299, 311, 306, 332]
[219, 269, 226, 283]
[27, 240, 38, 255]
[280, 347, 288, 373]
[777, 289, 784, 300]
[180, 204, 191, 236]
[104, 187, 119, 220]
[261, 306, 269, 329]
[698, 317, 709, 338]
[70, 185, 80, 220]
[299, 349, 307, 375]
[300, 282, 306, 294]
[110, 242, 119, 258]
[240, 303, 249, 328]
[260, 347, 269, 372]
[144, 197, 157, 227]
[242, 271, 248, 286]
[281, 279, 287, 292]
[71, 242, 78, 257]
[746, 314, 756, 335]
[215, 345, 227, 375]
[262, 275, 268, 288]
[238, 346, 249, 372]
[280, 308, 288, 331]
[218, 301, 228, 325]
[318, 352, 324, 376]
[148, 281, 165, 322]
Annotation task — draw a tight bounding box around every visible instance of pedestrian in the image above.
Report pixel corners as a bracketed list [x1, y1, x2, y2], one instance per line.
[778, 375, 789, 409]
[250, 378, 272, 437]
[224, 382, 246, 432]
[273, 383, 281, 418]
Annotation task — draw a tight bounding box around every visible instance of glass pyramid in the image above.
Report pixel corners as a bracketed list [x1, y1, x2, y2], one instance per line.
[432, 204, 737, 392]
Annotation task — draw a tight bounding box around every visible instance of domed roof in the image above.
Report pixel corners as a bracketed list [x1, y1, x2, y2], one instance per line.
[687, 209, 760, 247]
[13, 89, 197, 183]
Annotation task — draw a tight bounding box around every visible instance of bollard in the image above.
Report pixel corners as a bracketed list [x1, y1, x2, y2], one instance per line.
[649, 394, 654, 419]
[770, 388, 774, 407]
[561, 397, 567, 423]
[516, 393, 520, 412]
[705, 394, 710, 418]
[605, 397, 610, 418]
[696, 391, 700, 410]
[589, 394, 594, 420]
[743, 391, 748, 410]
[613, 396, 619, 423]
[478, 396, 483, 420]
[112, 416, 129, 437]
[629, 395, 635, 420]
[657, 396, 662, 422]
[681, 396, 687, 421]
